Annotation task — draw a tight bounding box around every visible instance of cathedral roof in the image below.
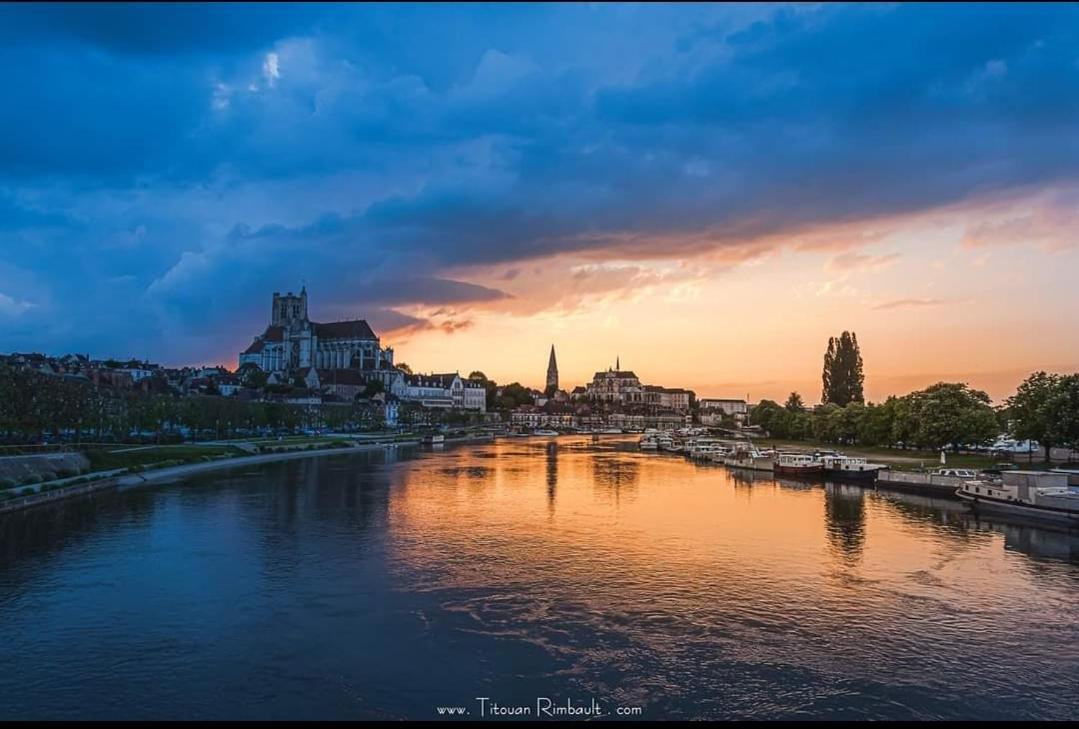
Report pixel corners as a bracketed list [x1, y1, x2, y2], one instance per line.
[263, 325, 285, 342]
[593, 370, 638, 380]
[644, 385, 690, 394]
[313, 319, 377, 340]
[404, 372, 461, 388]
[241, 339, 265, 355]
[317, 368, 368, 385]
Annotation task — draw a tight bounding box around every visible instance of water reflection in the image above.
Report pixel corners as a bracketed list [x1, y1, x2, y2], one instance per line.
[1, 436, 1078, 720]
[823, 483, 867, 563]
[590, 451, 640, 501]
[876, 486, 1079, 564]
[545, 440, 558, 514]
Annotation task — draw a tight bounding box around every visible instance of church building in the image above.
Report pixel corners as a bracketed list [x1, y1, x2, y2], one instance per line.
[238, 287, 396, 377]
[546, 345, 559, 394]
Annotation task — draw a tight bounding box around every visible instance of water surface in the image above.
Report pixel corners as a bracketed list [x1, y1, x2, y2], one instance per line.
[2, 437, 1077, 720]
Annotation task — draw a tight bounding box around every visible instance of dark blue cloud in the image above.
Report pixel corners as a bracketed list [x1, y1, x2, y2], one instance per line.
[1, 3, 1078, 363]
[0, 3, 331, 55]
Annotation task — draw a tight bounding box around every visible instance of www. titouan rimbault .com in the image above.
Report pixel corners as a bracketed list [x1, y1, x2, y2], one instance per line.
[433, 697, 644, 718]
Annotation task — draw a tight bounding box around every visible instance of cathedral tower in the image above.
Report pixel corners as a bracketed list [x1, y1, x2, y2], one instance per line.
[272, 286, 309, 327]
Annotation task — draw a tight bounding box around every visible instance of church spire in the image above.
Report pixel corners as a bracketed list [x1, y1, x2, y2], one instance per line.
[616, 355, 620, 371]
[546, 345, 559, 394]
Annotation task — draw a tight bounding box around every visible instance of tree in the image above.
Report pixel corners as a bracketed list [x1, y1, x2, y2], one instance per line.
[750, 399, 786, 437]
[904, 382, 997, 452]
[494, 382, 534, 411]
[812, 403, 843, 442]
[858, 399, 897, 446]
[822, 331, 865, 406]
[786, 410, 813, 440]
[1046, 375, 1079, 454]
[395, 362, 413, 374]
[1008, 372, 1079, 462]
[361, 380, 385, 398]
[784, 392, 805, 412]
[833, 402, 867, 445]
[239, 363, 268, 389]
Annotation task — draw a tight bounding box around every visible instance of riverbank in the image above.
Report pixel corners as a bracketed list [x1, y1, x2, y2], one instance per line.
[0, 434, 494, 515]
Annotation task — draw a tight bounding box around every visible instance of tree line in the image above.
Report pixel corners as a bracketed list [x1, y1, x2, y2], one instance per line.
[752, 382, 1001, 452]
[750, 327, 1079, 459]
[0, 364, 386, 443]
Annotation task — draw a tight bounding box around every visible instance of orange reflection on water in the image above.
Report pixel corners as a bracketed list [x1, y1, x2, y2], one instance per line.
[384, 438, 1073, 632]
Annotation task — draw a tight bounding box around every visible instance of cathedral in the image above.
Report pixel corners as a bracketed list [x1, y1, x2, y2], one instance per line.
[238, 287, 395, 375]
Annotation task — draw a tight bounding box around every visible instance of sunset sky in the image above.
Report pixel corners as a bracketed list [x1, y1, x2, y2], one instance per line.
[2, 3, 1078, 403]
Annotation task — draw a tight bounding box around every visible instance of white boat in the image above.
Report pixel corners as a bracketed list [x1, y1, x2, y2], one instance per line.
[722, 445, 774, 472]
[684, 438, 718, 457]
[689, 440, 728, 460]
[657, 435, 683, 453]
[817, 454, 885, 482]
[421, 434, 445, 445]
[956, 471, 1079, 527]
[638, 433, 658, 450]
[533, 429, 559, 436]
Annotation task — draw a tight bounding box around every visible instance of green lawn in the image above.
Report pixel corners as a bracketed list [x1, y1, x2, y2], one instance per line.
[85, 444, 246, 472]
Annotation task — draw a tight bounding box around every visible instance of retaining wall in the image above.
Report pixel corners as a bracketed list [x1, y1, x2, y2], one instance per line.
[0, 453, 92, 489]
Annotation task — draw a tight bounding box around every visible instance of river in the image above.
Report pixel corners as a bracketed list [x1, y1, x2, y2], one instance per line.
[1, 436, 1077, 720]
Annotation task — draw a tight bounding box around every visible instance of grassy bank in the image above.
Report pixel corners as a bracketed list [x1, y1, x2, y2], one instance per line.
[85, 444, 248, 472]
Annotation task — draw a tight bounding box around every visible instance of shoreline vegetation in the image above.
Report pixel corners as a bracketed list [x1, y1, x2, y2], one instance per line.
[0, 433, 493, 515]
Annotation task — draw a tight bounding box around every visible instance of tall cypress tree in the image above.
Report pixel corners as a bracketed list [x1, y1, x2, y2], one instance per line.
[821, 337, 836, 405]
[822, 331, 865, 406]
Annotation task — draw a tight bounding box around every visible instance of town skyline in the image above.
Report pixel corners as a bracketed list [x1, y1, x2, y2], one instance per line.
[2, 4, 1078, 404]
[10, 312, 1074, 406]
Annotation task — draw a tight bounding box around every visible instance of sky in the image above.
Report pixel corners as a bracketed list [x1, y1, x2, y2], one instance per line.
[1, 3, 1078, 404]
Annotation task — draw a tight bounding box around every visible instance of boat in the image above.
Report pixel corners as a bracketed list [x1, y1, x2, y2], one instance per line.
[421, 434, 445, 445]
[953, 470, 1079, 526]
[684, 438, 725, 460]
[658, 435, 683, 453]
[638, 433, 658, 450]
[692, 442, 728, 461]
[721, 445, 774, 472]
[533, 429, 559, 436]
[956, 471, 1079, 527]
[817, 454, 885, 482]
[773, 453, 823, 477]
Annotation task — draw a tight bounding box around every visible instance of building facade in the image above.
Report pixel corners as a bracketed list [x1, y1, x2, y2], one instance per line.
[585, 364, 643, 404]
[390, 372, 487, 412]
[643, 385, 692, 413]
[698, 398, 748, 426]
[698, 398, 748, 416]
[578, 358, 694, 414]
